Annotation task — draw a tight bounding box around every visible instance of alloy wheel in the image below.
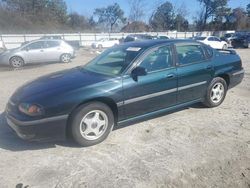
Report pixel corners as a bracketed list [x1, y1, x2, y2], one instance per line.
[210, 83, 225, 104]
[79, 110, 108, 141]
[10, 57, 24, 68]
[61, 54, 71, 63]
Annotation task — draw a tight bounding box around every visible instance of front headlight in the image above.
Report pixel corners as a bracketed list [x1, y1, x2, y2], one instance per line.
[18, 103, 44, 116]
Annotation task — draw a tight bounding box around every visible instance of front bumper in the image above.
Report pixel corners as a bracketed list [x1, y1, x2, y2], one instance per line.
[6, 113, 68, 141]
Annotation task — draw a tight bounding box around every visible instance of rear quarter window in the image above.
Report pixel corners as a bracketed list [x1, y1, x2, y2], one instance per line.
[203, 45, 213, 58]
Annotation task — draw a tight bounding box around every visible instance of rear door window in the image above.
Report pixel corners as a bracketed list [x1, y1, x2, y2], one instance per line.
[208, 37, 214, 41]
[213, 37, 221, 42]
[45, 41, 60, 48]
[176, 45, 205, 65]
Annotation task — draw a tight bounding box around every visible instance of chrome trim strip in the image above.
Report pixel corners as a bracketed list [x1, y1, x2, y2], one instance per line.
[116, 102, 124, 107]
[118, 88, 177, 106]
[8, 100, 15, 106]
[117, 81, 208, 106]
[178, 81, 207, 91]
[232, 69, 244, 76]
[6, 114, 69, 126]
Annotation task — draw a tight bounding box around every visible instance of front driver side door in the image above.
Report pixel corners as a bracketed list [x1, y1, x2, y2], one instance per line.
[22, 41, 45, 63]
[122, 45, 177, 119]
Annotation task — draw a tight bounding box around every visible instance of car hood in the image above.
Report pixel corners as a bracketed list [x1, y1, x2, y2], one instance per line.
[11, 67, 112, 103]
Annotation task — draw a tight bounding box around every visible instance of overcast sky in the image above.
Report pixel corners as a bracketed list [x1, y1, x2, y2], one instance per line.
[65, 0, 249, 23]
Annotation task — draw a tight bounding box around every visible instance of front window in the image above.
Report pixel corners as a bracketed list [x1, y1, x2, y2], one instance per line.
[84, 46, 144, 76]
[25, 41, 45, 50]
[139, 46, 173, 72]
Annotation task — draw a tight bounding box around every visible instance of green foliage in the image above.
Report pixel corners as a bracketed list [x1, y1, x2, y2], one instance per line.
[94, 3, 126, 32]
[149, 1, 175, 31]
[196, 0, 229, 30]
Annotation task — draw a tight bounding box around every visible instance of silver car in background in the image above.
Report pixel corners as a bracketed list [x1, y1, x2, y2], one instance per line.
[0, 39, 75, 68]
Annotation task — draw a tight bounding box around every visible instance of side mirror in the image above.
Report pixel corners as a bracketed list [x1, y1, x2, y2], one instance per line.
[131, 66, 147, 81]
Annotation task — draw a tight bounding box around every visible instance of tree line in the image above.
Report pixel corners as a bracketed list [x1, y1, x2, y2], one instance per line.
[0, 0, 249, 33]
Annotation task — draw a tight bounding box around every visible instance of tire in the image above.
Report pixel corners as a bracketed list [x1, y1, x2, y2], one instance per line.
[203, 77, 227, 108]
[222, 44, 227, 49]
[9, 56, 24, 68]
[70, 102, 114, 147]
[60, 53, 71, 63]
[98, 44, 103, 50]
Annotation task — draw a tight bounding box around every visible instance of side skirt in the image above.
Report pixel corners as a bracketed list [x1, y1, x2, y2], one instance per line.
[117, 99, 202, 126]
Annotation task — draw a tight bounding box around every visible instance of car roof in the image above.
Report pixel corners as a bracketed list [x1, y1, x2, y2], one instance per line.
[24, 39, 63, 44]
[120, 39, 200, 49]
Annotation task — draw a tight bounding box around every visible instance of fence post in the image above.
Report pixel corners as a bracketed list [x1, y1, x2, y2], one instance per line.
[176, 32, 178, 39]
[23, 34, 26, 42]
[94, 33, 96, 41]
[79, 32, 82, 47]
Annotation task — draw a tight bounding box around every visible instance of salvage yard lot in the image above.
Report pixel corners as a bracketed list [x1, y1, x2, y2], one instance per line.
[0, 48, 249, 188]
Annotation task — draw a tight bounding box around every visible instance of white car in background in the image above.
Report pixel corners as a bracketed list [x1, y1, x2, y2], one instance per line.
[196, 36, 228, 49]
[91, 38, 119, 49]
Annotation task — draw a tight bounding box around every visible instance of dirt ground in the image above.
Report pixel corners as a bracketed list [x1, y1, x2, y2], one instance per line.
[0, 47, 249, 188]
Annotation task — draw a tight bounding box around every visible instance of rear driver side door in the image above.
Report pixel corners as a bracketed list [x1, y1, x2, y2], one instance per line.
[175, 43, 214, 104]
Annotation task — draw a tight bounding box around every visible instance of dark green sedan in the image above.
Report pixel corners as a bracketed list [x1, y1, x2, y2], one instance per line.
[5, 39, 244, 146]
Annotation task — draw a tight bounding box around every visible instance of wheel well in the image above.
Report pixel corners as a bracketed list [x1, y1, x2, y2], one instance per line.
[65, 97, 118, 138]
[218, 74, 230, 86]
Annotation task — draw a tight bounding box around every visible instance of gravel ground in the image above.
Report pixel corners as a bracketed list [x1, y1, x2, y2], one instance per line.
[0, 48, 249, 188]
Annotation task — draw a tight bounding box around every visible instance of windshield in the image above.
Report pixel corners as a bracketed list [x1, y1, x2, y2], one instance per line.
[84, 46, 144, 76]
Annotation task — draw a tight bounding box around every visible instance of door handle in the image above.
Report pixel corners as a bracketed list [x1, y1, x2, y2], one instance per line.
[166, 73, 175, 79]
[40, 49, 44, 52]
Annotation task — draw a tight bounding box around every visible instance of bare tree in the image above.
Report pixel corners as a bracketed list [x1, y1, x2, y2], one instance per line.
[175, 3, 189, 31]
[94, 3, 126, 32]
[128, 0, 146, 22]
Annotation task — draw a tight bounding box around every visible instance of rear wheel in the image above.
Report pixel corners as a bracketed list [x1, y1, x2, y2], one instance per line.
[60, 53, 71, 63]
[203, 77, 227, 108]
[98, 44, 103, 50]
[70, 102, 114, 147]
[9, 56, 24, 68]
[222, 44, 227, 49]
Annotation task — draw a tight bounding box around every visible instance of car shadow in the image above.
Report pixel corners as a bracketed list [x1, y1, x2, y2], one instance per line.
[0, 112, 79, 151]
[0, 61, 66, 72]
[0, 103, 206, 151]
[114, 103, 204, 130]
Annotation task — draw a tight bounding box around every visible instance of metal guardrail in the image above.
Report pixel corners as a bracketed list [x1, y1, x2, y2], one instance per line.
[0, 31, 221, 49]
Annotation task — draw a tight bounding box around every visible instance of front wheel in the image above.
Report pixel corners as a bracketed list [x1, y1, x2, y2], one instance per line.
[9, 56, 24, 68]
[70, 102, 114, 147]
[203, 77, 227, 108]
[222, 44, 228, 49]
[60, 53, 71, 63]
